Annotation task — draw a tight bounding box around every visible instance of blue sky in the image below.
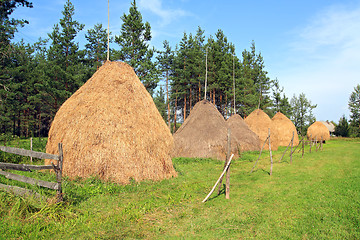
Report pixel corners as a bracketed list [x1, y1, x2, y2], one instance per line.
[12, 0, 360, 122]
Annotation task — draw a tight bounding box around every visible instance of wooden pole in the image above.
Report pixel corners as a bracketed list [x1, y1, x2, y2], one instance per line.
[30, 137, 33, 163]
[290, 131, 294, 164]
[56, 143, 63, 203]
[269, 128, 273, 176]
[202, 154, 234, 203]
[218, 128, 231, 195]
[309, 134, 312, 153]
[315, 136, 318, 152]
[250, 136, 269, 173]
[302, 137, 305, 158]
[225, 129, 231, 199]
[321, 136, 323, 150]
[107, 0, 110, 61]
[279, 136, 292, 163]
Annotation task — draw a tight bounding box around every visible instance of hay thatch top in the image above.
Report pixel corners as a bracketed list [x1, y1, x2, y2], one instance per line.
[271, 112, 299, 146]
[46, 61, 177, 184]
[226, 114, 260, 152]
[173, 100, 228, 160]
[307, 121, 331, 141]
[244, 109, 278, 150]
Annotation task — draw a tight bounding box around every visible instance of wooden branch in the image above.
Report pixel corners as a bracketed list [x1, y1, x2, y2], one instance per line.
[0, 170, 58, 190]
[290, 131, 294, 164]
[0, 162, 54, 171]
[269, 128, 273, 176]
[0, 145, 59, 160]
[226, 129, 231, 199]
[279, 138, 292, 163]
[0, 183, 44, 200]
[202, 154, 234, 203]
[250, 136, 269, 173]
[218, 128, 231, 195]
[56, 143, 64, 203]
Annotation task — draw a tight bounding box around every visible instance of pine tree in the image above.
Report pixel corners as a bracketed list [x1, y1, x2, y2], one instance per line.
[334, 115, 349, 137]
[156, 40, 174, 130]
[290, 93, 317, 135]
[85, 23, 111, 70]
[348, 84, 360, 137]
[115, 0, 158, 94]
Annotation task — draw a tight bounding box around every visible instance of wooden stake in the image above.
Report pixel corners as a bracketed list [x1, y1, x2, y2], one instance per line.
[315, 136, 318, 152]
[225, 129, 231, 199]
[279, 133, 293, 163]
[309, 134, 312, 153]
[250, 135, 269, 173]
[56, 143, 64, 203]
[202, 154, 234, 203]
[290, 131, 294, 164]
[302, 137, 305, 158]
[218, 128, 231, 195]
[30, 137, 33, 163]
[269, 128, 273, 176]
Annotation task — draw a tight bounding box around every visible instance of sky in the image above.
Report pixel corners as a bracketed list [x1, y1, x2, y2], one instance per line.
[11, 0, 360, 122]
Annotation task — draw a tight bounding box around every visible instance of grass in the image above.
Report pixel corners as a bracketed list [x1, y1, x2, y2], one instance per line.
[0, 137, 360, 239]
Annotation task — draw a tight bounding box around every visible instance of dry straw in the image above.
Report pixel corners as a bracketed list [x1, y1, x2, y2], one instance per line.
[46, 61, 177, 184]
[244, 109, 279, 150]
[172, 100, 228, 160]
[272, 112, 299, 146]
[307, 121, 331, 142]
[226, 114, 260, 152]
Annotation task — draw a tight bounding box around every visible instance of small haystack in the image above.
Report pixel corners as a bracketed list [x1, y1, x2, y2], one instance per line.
[226, 114, 260, 152]
[272, 112, 299, 146]
[307, 121, 331, 142]
[173, 100, 228, 160]
[46, 61, 177, 184]
[244, 109, 278, 150]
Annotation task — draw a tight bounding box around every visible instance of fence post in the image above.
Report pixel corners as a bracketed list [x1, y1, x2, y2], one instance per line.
[56, 143, 63, 203]
[226, 128, 231, 199]
[30, 137, 33, 163]
[269, 128, 273, 176]
[290, 131, 294, 164]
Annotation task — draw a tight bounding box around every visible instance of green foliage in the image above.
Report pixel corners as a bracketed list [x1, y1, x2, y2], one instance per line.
[348, 84, 360, 137]
[290, 93, 317, 135]
[153, 87, 167, 122]
[114, 0, 158, 94]
[335, 115, 349, 137]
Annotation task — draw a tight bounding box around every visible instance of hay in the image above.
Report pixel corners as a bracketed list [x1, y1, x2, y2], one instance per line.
[307, 121, 330, 142]
[244, 109, 278, 150]
[226, 114, 260, 152]
[272, 112, 299, 146]
[45, 61, 177, 184]
[172, 100, 228, 160]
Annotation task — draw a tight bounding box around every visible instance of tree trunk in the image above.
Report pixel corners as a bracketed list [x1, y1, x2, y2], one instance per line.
[183, 94, 187, 121]
[166, 72, 170, 130]
[189, 88, 192, 111]
[173, 91, 178, 133]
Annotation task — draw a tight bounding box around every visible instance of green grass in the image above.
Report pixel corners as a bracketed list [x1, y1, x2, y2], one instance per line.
[1, 138, 360, 239]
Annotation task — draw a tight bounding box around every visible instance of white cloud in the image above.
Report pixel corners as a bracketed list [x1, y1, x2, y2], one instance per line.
[279, 3, 360, 121]
[138, 0, 189, 26]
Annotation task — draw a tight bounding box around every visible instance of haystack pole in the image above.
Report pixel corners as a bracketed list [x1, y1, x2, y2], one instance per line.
[107, 0, 110, 61]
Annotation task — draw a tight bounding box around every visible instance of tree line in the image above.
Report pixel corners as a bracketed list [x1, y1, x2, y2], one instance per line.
[1, 0, 323, 139]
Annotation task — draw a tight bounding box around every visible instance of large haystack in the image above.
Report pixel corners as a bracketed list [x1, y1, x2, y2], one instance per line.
[272, 112, 299, 146]
[226, 114, 260, 152]
[46, 61, 177, 184]
[244, 109, 278, 150]
[173, 100, 228, 160]
[307, 121, 331, 142]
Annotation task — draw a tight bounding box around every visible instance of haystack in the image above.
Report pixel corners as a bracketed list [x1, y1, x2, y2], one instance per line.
[244, 109, 278, 150]
[272, 112, 299, 146]
[307, 121, 330, 142]
[46, 61, 177, 184]
[226, 114, 260, 152]
[173, 100, 228, 160]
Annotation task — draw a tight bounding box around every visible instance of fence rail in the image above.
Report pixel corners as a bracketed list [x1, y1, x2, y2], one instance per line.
[0, 143, 63, 202]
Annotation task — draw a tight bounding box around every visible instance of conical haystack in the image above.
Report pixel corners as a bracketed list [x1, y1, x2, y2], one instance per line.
[226, 114, 260, 152]
[272, 112, 299, 146]
[307, 121, 330, 142]
[46, 61, 177, 184]
[244, 109, 278, 150]
[173, 100, 228, 160]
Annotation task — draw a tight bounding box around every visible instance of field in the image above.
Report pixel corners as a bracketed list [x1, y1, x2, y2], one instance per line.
[1, 138, 360, 239]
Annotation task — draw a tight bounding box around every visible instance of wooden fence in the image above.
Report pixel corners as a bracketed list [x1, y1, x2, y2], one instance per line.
[0, 143, 63, 203]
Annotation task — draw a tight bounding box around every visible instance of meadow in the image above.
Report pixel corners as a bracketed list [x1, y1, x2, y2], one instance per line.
[0, 137, 359, 239]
